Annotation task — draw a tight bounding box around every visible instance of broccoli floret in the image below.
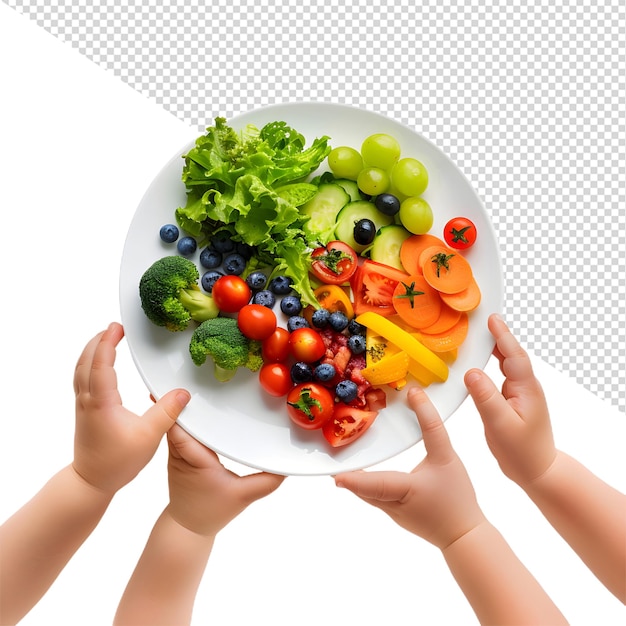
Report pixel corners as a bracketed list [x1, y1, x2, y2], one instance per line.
[189, 317, 263, 382]
[139, 256, 219, 332]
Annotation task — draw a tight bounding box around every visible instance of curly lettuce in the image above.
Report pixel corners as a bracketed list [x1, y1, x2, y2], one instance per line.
[175, 117, 331, 307]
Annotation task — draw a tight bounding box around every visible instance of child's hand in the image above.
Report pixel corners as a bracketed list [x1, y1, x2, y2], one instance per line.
[72, 323, 191, 494]
[166, 424, 286, 537]
[334, 387, 486, 550]
[464, 313, 557, 487]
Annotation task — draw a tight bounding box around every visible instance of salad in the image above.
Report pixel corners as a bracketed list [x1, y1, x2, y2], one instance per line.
[138, 116, 482, 450]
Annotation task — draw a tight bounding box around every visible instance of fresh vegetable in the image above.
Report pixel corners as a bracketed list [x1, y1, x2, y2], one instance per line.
[439, 276, 482, 312]
[418, 302, 462, 334]
[422, 246, 474, 295]
[175, 117, 331, 308]
[392, 274, 442, 329]
[334, 200, 393, 254]
[310, 241, 358, 285]
[289, 327, 327, 363]
[368, 224, 412, 271]
[444, 217, 477, 250]
[259, 362, 293, 396]
[322, 405, 378, 447]
[360, 350, 410, 386]
[237, 303, 277, 341]
[286, 383, 335, 430]
[419, 313, 469, 353]
[399, 233, 447, 275]
[211, 275, 252, 313]
[350, 260, 410, 317]
[139, 256, 219, 331]
[189, 316, 264, 382]
[300, 183, 350, 245]
[305, 284, 355, 322]
[355, 311, 449, 384]
[261, 327, 291, 362]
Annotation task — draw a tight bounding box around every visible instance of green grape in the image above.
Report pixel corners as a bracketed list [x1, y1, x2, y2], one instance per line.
[399, 197, 433, 234]
[391, 158, 429, 197]
[328, 146, 363, 180]
[357, 166, 390, 196]
[361, 133, 401, 169]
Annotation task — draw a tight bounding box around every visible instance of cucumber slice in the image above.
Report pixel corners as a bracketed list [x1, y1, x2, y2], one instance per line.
[334, 200, 393, 253]
[333, 178, 363, 202]
[369, 224, 412, 271]
[300, 183, 350, 245]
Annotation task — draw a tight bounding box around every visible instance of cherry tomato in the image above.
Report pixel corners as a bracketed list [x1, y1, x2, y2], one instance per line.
[259, 362, 293, 397]
[261, 327, 291, 362]
[310, 241, 358, 285]
[286, 383, 335, 430]
[211, 275, 251, 313]
[443, 217, 477, 250]
[237, 304, 277, 341]
[289, 327, 326, 363]
[322, 405, 378, 447]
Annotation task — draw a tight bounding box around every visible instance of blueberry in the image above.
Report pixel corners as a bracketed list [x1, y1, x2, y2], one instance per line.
[328, 311, 349, 332]
[311, 308, 331, 328]
[199, 246, 222, 269]
[280, 295, 302, 316]
[291, 362, 313, 384]
[375, 193, 401, 216]
[353, 218, 376, 245]
[348, 334, 367, 355]
[236, 242, 255, 260]
[252, 290, 276, 308]
[287, 316, 309, 332]
[269, 275, 292, 295]
[335, 379, 358, 403]
[159, 223, 179, 243]
[211, 233, 235, 253]
[201, 270, 223, 293]
[347, 319, 367, 336]
[177, 236, 197, 256]
[314, 363, 336, 382]
[222, 252, 246, 276]
[246, 271, 268, 291]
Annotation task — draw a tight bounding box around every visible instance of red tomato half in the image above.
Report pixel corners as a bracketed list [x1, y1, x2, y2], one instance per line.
[443, 217, 477, 250]
[322, 405, 378, 447]
[259, 362, 293, 397]
[310, 241, 358, 285]
[237, 304, 277, 341]
[289, 327, 326, 363]
[350, 259, 411, 316]
[286, 383, 335, 430]
[211, 275, 251, 313]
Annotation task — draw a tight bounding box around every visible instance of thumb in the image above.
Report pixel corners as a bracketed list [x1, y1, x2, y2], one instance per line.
[464, 369, 517, 432]
[335, 470, 410, 504]
[144, 389, 191, 436]
[236, 471, 286, 506]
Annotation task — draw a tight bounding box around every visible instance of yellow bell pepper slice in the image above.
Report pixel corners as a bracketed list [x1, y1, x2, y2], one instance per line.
[361, 351, 410, 385]
[356, 311, 449, 383]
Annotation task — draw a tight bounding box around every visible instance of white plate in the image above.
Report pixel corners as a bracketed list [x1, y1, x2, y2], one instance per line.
[119, 102, 504, 476]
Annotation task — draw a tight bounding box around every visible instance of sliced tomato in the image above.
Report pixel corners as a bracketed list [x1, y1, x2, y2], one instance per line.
[310, 241, 358, 285]
[350, 259, 410, 316]
[322, 405, 378, 447]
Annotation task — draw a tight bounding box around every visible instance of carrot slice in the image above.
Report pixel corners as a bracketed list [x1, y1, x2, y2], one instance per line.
[400, 233, 447, 274]
[440, 276, 482, 312]
[418, 302, 462, 334]
[392, 274, 442, 330]
[418, 244, 451, 271]
[419, 313, 469, 352]
[421, 247, 474, 294]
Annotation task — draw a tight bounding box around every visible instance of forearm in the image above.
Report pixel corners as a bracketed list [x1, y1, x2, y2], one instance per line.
[522, 450, 626, 602]
[0, 465, 112, 625]
[114, 507, 215, 626]
[442, 520, 568, 625]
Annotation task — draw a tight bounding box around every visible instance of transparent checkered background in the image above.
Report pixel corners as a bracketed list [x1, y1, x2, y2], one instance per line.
[6, 0, 625, 411]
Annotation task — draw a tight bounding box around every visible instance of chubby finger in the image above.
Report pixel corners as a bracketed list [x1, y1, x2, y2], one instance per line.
[86, 323, 125, 399]
[407, 387, 453, 464]
[145, 389, 191, 438]
[488, 314, 535, 384]
[235, 471, 286, 506]
[335, 470, 411, 503]
[465, 368, 518, 431]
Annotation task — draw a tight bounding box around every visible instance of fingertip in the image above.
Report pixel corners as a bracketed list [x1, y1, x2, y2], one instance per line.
[464, 368, 483, 389]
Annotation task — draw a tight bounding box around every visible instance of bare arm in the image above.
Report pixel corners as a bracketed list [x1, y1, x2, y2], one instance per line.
[335, 387, 567, 625]
[0, 323, 190, 625]
[114, 424, 285, 626]
[465, 313, 626, 603]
